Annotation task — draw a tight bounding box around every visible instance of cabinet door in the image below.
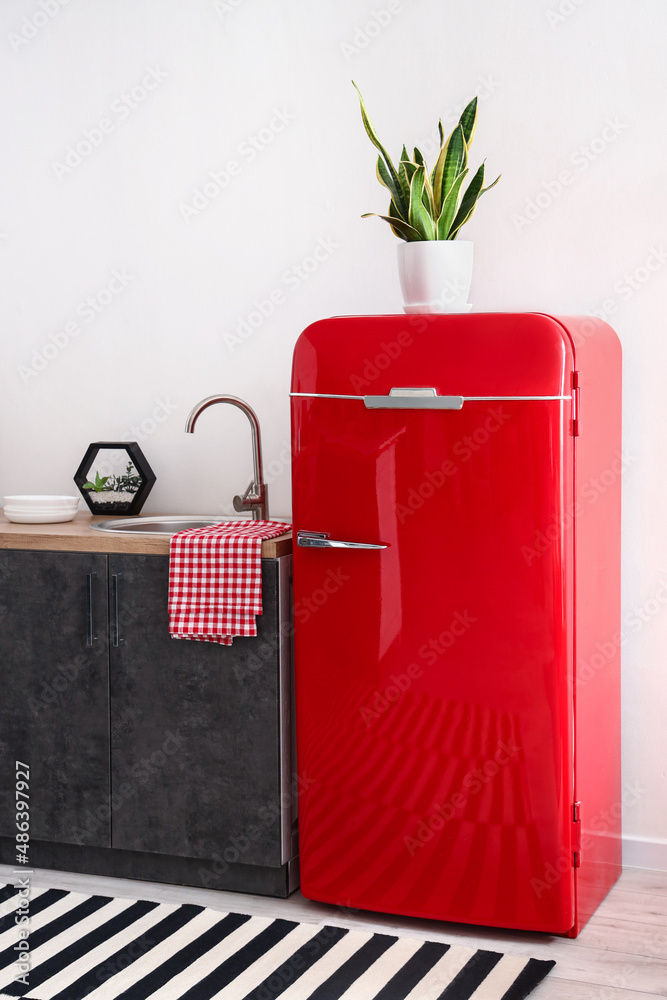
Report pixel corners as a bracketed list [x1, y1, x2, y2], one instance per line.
[109, 554, 284, 866]
[0, 550, 110, 847]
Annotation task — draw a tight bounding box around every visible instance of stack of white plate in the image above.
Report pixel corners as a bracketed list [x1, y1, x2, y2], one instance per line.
[2, 495, 80, 524]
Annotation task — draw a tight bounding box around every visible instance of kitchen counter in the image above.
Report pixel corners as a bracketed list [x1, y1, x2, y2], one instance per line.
[0, 511, 292, 558]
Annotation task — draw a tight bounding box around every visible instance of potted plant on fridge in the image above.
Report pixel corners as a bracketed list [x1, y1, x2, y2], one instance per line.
[353, 83, 500, 314]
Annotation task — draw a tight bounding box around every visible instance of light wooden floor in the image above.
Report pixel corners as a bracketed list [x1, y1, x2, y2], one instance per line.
[1, 864, 665, 998]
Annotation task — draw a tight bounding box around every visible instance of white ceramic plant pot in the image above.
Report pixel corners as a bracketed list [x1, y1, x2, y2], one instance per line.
[397, 240, 473, 314]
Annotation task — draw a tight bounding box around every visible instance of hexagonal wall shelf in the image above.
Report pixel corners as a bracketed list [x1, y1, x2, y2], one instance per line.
[74, 441, 156, 516]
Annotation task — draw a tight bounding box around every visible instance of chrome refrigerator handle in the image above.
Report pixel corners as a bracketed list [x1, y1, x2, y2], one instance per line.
[297, 531, 387, 550]
[363, 388, 464, 410]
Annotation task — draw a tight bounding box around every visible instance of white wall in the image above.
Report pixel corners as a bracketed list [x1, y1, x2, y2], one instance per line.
[1, 0, 665, 864]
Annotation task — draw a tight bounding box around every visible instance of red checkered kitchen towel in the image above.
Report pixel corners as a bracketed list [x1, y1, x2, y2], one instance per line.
[168, 520, 291, 645]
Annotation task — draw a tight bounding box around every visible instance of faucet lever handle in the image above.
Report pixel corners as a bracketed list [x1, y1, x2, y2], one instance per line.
[233, 481, 268, 520]
[232, 489, 250, 512]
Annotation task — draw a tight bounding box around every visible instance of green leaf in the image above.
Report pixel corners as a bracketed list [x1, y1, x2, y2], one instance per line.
[449, 163, 501, 239]
[436, 168, 469, 239]
[449, 162, 486, 237]
[431, 121, 446, 189]
[408, 165, 436, 240]
[434, 125, 467, 215]
[432, 133, 451, 214]
[398, 159, 418, 219]
[413, 147, 425, 167]
[458, 96, 478, 147]
[481, 173, 501, 195]
[376, 156, 408, 220]
[361, 211, 422, 241]
[353, 82, 406, 218]
[449, 164, 501, 240]
[375, 155, 391, 190]
[83, 482, 95, 490]
[399, 158, 418, 183]
[421, 167, 436, 218]
[388, 198, 417, 240]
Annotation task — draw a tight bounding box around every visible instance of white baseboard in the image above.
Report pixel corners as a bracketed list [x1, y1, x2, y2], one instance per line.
[623, 835, 667, 871]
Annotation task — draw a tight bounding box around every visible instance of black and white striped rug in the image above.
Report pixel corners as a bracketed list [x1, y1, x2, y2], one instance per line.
[0, 883, 555, 999]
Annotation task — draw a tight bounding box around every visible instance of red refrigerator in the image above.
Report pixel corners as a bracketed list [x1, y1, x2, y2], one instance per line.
[290, 313, 622, 936]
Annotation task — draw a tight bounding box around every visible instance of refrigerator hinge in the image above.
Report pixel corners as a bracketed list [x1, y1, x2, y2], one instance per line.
[571, 371, 580, 436]
[573, 801, 582, 867]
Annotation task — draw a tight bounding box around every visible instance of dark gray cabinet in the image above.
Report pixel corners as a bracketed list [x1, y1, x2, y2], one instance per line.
[108, 554, 287, 866]
[0, 550, 110, 847]
[0, 547, 297, 895]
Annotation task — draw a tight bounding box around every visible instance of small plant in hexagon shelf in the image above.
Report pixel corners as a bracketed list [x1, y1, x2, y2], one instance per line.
[74, 441, 156, 515]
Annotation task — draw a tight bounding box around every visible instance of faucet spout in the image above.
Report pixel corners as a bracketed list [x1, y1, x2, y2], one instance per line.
[185, 394, 269, 521]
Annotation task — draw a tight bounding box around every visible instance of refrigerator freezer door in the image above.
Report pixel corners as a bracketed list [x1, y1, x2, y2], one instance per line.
[291, 315, 576, 934]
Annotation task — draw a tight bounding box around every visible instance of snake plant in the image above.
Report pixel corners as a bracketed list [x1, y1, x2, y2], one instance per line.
[353, 83, 500, 241]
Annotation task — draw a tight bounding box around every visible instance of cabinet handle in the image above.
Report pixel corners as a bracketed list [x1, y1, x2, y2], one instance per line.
[86, 573, 97, 647]
[111, 573, 124, 647]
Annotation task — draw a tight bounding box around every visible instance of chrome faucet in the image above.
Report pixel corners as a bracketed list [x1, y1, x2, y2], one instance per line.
[185, 395, 268, 521]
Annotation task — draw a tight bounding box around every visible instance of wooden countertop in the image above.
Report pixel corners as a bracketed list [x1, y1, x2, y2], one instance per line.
[0, 512, 292, 558]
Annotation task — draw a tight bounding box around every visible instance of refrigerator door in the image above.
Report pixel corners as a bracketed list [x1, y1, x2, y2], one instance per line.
[291, 315, 576, 933]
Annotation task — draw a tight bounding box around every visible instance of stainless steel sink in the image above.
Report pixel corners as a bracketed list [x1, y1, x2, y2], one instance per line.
[90, 515, 248, 536]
